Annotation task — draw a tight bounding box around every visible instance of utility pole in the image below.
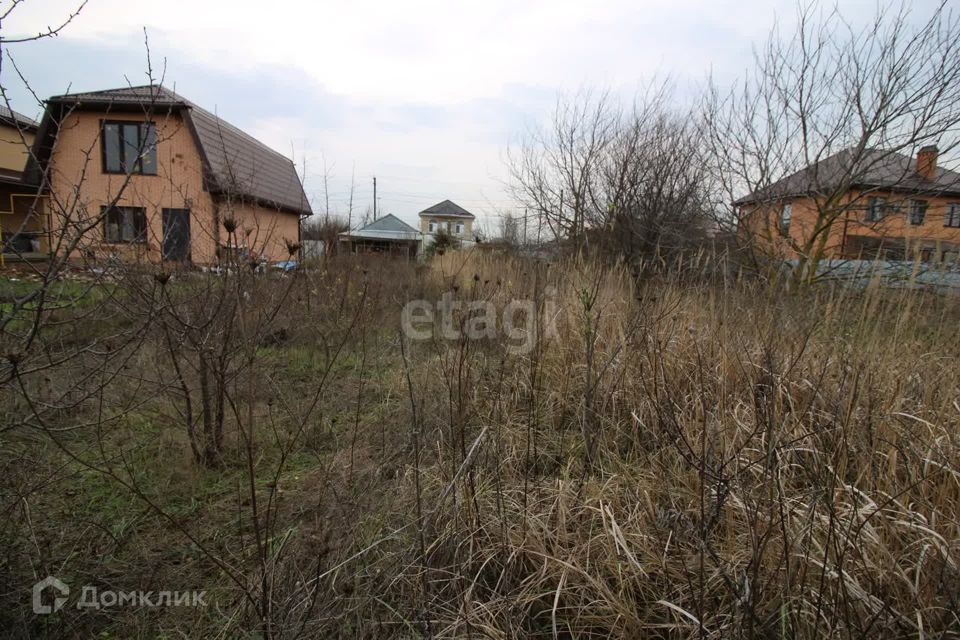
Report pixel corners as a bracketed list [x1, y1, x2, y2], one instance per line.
[373, 176, 377, 220]
[523, 208, 528, 246]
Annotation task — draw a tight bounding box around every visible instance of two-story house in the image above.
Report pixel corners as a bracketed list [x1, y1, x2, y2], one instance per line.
[25, 85, 311, 265]
[418, 200, 475, 243]
[0, 106, 45, 260]
[736, 145, 960, 263]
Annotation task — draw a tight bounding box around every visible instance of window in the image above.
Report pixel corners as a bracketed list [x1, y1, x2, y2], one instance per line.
[866, 196, 888, 222]
[946, 203, 960, 228]
[909, 200, 928, 225]
[456, 222, 464, 234]
[779, 203, 792, 235]
[428, 221, 436, 233]
[103, 206, 147, 243]
[102, 121, 157, 175]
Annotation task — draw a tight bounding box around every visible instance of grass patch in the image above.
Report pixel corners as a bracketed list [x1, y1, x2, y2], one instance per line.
[3, 253, 960, 638]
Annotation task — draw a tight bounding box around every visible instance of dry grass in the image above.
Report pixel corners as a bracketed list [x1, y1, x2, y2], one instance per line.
[3, 250, 959, 638]
[368, 250, 960, 638]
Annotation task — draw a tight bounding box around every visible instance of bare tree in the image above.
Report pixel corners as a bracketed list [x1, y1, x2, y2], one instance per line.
[0, 1, 88, 45]
[508, 89, 616, 245]
[703, 1, 960, 284]
[497, 210, 521, 246]
[301, 212, 348, 255]
[508, 84, 713, 264]
[0, 25, 362, 637]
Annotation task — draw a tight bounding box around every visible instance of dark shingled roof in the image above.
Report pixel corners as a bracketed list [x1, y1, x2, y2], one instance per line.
[26, 85, 311, 215]
[734, 147, 960, 205]
[0, 105, 40, 131]
[419, 199, 475, 219]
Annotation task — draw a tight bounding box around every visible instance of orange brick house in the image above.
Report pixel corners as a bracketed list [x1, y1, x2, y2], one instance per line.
[25, 85, 311, 265]
[736, 146, 960, 263]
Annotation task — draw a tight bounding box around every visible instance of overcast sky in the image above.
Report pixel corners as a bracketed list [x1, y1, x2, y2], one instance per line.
[0, 0, 935, 231]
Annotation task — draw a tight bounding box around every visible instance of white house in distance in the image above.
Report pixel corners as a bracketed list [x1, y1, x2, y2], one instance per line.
[419, 200, 476, 245]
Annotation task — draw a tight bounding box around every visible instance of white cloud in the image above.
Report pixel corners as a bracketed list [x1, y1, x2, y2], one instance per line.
[5, 0, 948, 228]
[6, 0, 802, 102]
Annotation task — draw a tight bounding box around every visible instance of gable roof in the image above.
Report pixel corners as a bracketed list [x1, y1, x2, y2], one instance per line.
[339, 214, 421, 241]
[0, 105, 39, 132]
[734, 147, 960, 205]
[25, 85, 311, 215]
[357, 214, 420, 234]
[419, 199, 475, 219]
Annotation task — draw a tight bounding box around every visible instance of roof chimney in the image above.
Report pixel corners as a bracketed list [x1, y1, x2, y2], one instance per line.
[917, 145, 939, 181]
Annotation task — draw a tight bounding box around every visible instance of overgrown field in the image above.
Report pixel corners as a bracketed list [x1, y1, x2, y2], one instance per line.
[2, 251, 959, 638]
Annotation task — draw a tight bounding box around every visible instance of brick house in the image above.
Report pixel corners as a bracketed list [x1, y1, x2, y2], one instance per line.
[736, 146, 960, 262]
[26, 85, 311, 265]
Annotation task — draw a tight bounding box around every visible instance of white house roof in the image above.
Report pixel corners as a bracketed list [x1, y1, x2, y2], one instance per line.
[339, 214, 422, 241]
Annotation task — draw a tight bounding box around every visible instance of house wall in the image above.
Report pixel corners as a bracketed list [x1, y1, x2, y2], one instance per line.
[0, 183, 47, 251]
[0, 122, 35, 172]
[419, 215, 473, 237]
[215, 199, 301, 262]
[45, 110, 300, 264]
[46, 109, 215, 263]
[743, 190, 960, 260]
[0, 122, 46, 254]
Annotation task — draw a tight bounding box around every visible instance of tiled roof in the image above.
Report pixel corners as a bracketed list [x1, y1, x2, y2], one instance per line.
[419, 199, 475, 219]
[47, 85, 184, 107]
[735, 147, 960, 205]
[0, 105, 40, 131]
[28, 85, 311, 214]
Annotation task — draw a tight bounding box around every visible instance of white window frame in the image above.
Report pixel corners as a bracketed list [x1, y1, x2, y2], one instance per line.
[456, 222, 464, 234]
[428, 221, 436, 233]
